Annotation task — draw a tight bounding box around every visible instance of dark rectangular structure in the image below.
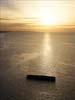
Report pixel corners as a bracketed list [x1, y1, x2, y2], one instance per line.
[26, 75, 56, 82]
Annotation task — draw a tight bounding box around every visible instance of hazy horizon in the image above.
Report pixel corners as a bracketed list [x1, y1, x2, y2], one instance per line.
[0, 0, 75, 32]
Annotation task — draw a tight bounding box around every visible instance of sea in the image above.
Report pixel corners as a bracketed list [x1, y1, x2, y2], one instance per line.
[0, 31, 75, 100]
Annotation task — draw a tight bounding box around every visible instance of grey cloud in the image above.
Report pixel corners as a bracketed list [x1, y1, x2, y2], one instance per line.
[0, 0, 17, 11]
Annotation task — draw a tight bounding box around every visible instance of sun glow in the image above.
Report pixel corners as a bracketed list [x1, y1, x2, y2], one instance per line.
[38, 5, 66, 26]
[39, 16, 59, 26]
[38, 8, 54, 26]
[21, 0, 73, 26]
[0, 0, 75, 31]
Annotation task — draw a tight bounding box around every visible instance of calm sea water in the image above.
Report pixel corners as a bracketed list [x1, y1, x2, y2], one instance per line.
[0, 32, 75, 100]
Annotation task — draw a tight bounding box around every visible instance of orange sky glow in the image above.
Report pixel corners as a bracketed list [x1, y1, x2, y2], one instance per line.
[0, 0, 75, 32]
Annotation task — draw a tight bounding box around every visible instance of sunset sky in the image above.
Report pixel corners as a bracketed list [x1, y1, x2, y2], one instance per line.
[0, 0, 75, 31]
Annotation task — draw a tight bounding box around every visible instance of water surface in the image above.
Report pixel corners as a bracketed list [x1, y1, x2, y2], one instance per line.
[0, 32, 75, 100]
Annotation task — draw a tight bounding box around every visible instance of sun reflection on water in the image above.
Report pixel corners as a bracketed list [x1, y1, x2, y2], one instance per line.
[39, 33, 54, 75]
[42, 33, 52, 56]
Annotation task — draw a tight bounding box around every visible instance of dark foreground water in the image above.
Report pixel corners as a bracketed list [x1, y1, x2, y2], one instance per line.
[0, 32, 75, 100]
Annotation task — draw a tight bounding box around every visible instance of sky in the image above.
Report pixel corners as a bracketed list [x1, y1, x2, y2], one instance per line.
[0, 0, 75, 31]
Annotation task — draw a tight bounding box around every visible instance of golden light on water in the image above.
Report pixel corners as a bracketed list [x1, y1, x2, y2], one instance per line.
[42, 33, 52, 56]
[40, 33, 54, 75]
[41, 33, 52, 67]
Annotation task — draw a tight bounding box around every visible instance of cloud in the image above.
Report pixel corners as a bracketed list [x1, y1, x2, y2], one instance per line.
[0, 18, 11, 20]
[0, 22, 30, 31]
[0, 0, 18, 11]
[0, 0, 12, 7]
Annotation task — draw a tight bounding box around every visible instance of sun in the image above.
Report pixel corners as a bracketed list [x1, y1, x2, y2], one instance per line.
[38, 8, 60, 26]
[21, 0, 71, 27]
[40, 17, 58, 26]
